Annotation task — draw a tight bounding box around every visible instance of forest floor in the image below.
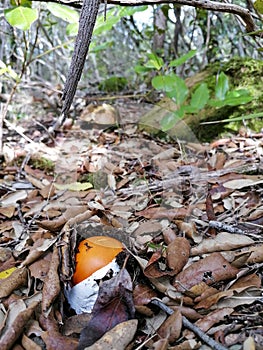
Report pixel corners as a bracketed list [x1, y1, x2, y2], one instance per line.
[0, 97, 263, 350]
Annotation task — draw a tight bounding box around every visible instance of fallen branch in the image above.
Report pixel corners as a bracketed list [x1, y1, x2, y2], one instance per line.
[151, 298, 229, 350]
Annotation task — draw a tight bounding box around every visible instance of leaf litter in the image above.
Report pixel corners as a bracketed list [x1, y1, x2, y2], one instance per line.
[0, 104, 263, 349]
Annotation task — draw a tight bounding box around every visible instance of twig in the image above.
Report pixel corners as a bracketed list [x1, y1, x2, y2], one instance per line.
[209, 220, 245, 234]
[151, 299, 228, 350]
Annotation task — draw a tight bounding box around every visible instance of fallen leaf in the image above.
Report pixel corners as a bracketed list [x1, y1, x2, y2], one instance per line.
[0, 300, 39, 350]
[157, 309, 182, 343]
[195, 307, 234, 332]
[135, 207, 190, 220]
[191, 232, 254, 256]
[133, 283, 158, 316]
[54, 182, 93, 191]
[223, 177, 263, 189]
[173, 253, 239, 292]
[40, 312, 78, 350]
[166, 237, 190, 275]
[83, 319, 138, 350]
[21, 334, 42, 350]
[42, 246, 61, 313]
[0, 267, 28, 298]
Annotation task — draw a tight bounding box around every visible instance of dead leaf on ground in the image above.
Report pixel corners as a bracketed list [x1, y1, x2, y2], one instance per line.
[166, 237, 190, 275]
[42, 246, 60, 313]
[0, 267, 28, 299]
[157, 309, 183, 343]
[133, 283, 158, 316]
[83, 319, 138, 350]
[173, 252, 239, 292]
[0, 299, 40, 350]
[191, 232, 254, 256]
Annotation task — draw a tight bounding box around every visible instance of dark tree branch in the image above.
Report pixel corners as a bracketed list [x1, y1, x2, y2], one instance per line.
[38, 0, 257, 33]
[60, 0, 100, 119]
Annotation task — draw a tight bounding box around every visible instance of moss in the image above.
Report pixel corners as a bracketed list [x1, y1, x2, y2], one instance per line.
[98, 76, 128, 93]
[139, 57, 263, 142]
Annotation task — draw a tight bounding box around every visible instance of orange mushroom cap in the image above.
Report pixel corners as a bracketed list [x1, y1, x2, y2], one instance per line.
[72, 236, 123, 285]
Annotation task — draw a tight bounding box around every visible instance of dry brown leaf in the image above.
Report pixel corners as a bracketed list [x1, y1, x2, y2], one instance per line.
[0, 300, 39, 350]
[83, 319, 138, 350]
[195, 274, 261, 309]
[223, 176, 263, 189]
[135, 207, 190, 220]
[0, 267, 28, 298]
[166, 237, 190, 275]
[195, 307, 234, 332]
[162, 227, 177, 245]
[29, 251, 53, 280]
[169, 305, 203, 322]
[0, 206, 16, 218]
[247, 244, 263, 264]
[173, 253, 239, 292]
[42, 246, 61, 313]
[151, 338, 169, 350]
[243, 336, 256, 350]
[20, 238, 57, 267]
[133, 283, 158, 316]
[38, 205, 89, 231]
[176, 222, 202, 244]
[63, 313, 92, 336]
[40, 312, 78, 350]
[157, 309, 182, 343]
[41, 330, 78, 350]
[190, 232, 254, 256]
[22, 334, 42, 350]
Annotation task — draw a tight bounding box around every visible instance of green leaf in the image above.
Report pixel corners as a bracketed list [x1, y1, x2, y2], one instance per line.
[145, 53, 164, 70]
[152, 75, 175, 92]
[169, 50, 197, 68]
[134, 65, 152, 74]
[66, 23, 79, 36]
[94, 13, 119, 35]
[119, 5, 148, 17]
[4, 6, 38, 31]
[189, 83, 209, 111]
[208, 95, 253, 108]
[166, 75, 188, 105]
[90, 41, 113, 53]
[215, 72, 229, 100]
[47, 3, 79, 23]
[160, 109, 184, 131]
[254, 0, 263, 14]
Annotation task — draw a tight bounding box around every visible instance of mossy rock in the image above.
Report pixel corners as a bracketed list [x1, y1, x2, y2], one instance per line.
[139, 57, 263, 142]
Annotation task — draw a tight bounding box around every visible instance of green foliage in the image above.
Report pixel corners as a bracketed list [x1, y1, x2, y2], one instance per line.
[254, 0, 263, 14]
[168, 50, 197, 68]
[47, 3, 79, 36]
[144, 52, 253, 131]
[4, 6, 38, 31]
[0, 60, 20, 82]
[98, 76, 128, 92]
[215, 72, 229, 100]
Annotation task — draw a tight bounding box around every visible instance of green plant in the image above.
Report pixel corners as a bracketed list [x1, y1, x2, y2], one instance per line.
[141, 51, 253, 131]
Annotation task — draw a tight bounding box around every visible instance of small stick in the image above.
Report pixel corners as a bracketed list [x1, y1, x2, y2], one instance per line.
[209, 220, 244, 234]
[151, 299, 228, 350]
